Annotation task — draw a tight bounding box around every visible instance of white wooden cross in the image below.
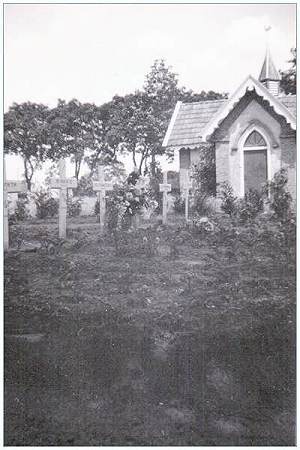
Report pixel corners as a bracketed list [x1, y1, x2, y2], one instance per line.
[4, 162, 27, 250]
[159, 172, 171, 225]
[182, 180, 193, 223]
[92, 165, 113, 234]
[50, 159, 77, 239]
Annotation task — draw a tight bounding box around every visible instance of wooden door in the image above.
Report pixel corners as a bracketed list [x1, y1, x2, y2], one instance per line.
[244, 149, 267, 193]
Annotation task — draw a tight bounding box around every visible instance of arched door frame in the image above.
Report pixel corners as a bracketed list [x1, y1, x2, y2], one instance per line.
[238, 125, 272, 197]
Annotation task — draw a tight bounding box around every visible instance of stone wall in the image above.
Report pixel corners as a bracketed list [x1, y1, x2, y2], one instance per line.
[215, 141, 230, 195]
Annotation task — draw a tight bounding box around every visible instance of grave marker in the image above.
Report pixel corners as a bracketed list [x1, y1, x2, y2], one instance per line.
[50, 159, 77, 238]
[4, 163, 27, 250]
[159, 172, 171, 225]
[183, 180, 193, 223]
[92, 165, 113, 234]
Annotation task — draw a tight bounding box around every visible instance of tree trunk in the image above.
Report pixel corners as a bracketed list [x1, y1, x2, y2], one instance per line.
[132, 148, 137, 171]
[75, 158, 82, 180]
[138, 148, 149, 175]
[24, 158, 33, 191]
[151, 152, 156, 177]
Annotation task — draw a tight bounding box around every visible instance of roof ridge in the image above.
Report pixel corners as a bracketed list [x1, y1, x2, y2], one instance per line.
[182, 98, 226, 106]
[201, 75, 295, 140]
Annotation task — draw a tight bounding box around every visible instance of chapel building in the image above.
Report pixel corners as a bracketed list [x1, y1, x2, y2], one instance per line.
[162, 48, 296, 201]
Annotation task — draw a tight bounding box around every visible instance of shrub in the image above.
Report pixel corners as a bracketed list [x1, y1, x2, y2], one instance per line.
[237, 189, 264, 222]
[67, 197, 82, 217]
[95, 181, 150, 230]
[173, 193, 185, 214]
[192, 214, 215, 233]
[9, 194, 30, 223]
[266, 168, 292, 220]
[191, 189, 207, 215]
[192, 144, 216, 196]
[95, 197, 122, 229]
[191, 195, 217, 216]
[148, 169, 163, 213]
[34, 189, 59, 219]
[191, 144, 216, 214]
[219, 182, 237, 216]
[73, 175, 94, 197]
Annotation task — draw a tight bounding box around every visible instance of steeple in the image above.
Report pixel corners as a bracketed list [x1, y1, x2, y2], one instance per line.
[258, 27, 281, 96]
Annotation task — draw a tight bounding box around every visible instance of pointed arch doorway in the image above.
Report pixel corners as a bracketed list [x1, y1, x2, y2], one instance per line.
[241, 129, 269, 195]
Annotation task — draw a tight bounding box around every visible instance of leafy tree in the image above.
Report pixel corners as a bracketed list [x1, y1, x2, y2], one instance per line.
[104, 60, 227, 177]
[143, 59, 227, 173]
[144, 59, 181, 110]
[4, 102, 50, 190]
[280, 48, 296, 95]
[180, 88, 227, 103]
[46, 99, 113, 180]
[143, 59, 182, 174]
[103, 92, 160, 175]
[84, 100, 120, 174]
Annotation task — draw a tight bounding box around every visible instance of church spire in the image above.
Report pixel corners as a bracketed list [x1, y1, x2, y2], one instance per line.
[258, 26, 281, 96]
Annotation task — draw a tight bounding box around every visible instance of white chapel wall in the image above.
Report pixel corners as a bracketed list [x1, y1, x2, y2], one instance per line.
[227, 99, 282, 197]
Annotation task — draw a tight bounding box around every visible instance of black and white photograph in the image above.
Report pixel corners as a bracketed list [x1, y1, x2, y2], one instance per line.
[3, 2, 296, 446]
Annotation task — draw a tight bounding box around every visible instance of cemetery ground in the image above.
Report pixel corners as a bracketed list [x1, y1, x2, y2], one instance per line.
[4, 214, 296, 446]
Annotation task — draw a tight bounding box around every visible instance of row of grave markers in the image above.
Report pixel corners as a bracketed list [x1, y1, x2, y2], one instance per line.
[4, 159, 116, 248]
[4, 160, 193, 250]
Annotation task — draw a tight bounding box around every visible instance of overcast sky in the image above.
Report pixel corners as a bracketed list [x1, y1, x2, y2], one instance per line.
[4, 3, 296, 180]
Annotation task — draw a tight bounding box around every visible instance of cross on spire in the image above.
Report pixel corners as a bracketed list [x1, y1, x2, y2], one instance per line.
[259, 25, 281, 96]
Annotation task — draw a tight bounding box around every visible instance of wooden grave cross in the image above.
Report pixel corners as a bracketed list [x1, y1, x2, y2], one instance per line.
[132, 179, 144, 229]
[159, 172, 171, 225]
[4, 164, 27, 250]
[50, 159, 77, 238]
[92, 165, 113, 233]
[183, 180, 193, 223]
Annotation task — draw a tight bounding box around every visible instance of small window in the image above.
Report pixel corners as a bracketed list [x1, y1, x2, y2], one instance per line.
[244, 130, 267, 147]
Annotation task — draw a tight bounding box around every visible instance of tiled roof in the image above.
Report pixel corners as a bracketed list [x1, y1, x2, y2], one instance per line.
[166, 99, 226, 148]
[165, 92, 296, 149]
[279, 95, 296, 117]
